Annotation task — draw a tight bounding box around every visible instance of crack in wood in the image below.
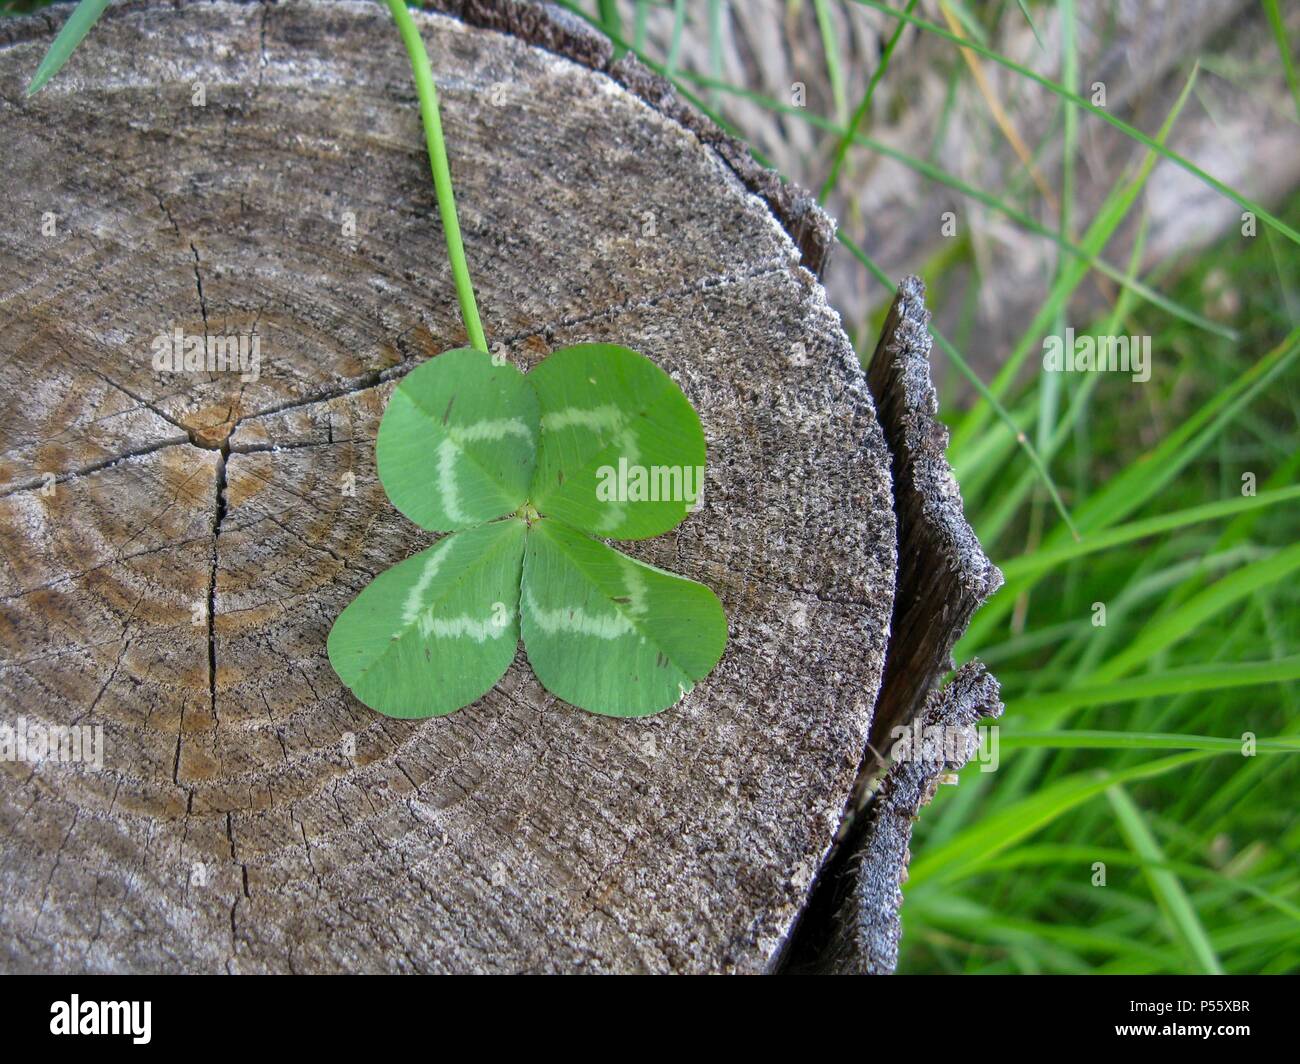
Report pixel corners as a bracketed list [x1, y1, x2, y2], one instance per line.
[0, 438, 188, 500]
[206, 448, 228, 730]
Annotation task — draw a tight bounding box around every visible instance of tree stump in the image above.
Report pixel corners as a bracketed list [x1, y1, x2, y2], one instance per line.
[0, 0, 996, 973]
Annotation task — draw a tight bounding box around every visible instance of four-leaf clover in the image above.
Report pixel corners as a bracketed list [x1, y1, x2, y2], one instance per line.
[327, 344, 728, 718]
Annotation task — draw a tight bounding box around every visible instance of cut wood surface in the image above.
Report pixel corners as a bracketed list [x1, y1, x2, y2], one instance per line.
[0, 0, 901, 972]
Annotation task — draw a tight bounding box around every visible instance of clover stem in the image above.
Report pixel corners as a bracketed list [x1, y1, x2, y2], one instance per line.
[385, 0, 489, 354]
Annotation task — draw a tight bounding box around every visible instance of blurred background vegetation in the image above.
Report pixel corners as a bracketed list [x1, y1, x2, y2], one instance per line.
[7, 0, 1297, 973]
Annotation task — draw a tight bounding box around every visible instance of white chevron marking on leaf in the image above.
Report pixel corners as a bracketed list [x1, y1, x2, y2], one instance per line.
[401, 538, 453, 628]
[619, 554, 650, 617]
[540, 404, 626, 432]
[523, 585, 634, 639]
[436, 438, 466, 522]
[593, 428, 640, 532]
[449, 417, 534, 443]
[418, 608, 515, 642]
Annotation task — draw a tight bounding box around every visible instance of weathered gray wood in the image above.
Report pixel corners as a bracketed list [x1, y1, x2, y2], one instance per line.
[863, 277, 1004, 753]
[0, 0, 900, 972]
[825, 661, 1002, 974]
[780, 279, 1003, 973]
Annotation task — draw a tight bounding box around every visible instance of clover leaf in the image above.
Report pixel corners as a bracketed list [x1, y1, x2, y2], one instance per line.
[377, 347, 539, 530]
[529, 343, 707, 540]
[327, 344, 728, 718]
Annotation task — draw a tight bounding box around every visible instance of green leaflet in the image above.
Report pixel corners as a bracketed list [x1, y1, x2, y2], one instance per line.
[327, 519, 525, 718]
[332, 343, 727, 719]
[528, 343, 707, 540]
[521, 518, 727, 717]
[377, 348, 539, 531]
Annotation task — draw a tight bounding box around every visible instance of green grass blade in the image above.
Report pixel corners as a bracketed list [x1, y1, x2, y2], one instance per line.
[950, 62, 1201, 454]
[964, 329, 1300, 650]
[1261, 0, 1300, 123]
[907, 751, 1215, 887]
[1057, 0, 1078, 251]
[633, 0, 648, 52]
[1157, 451, 1300, 615]
[26, 0, 112, 96]
[1093, 544, 1300, 683]
[975, 844, 1300, 923]
[1063, 330, 1299, 535]
[707, 0, 723, 109]
[998, 486, 1300, 583]
[820, 0, 918, 201]
[675, 68, 1230, 340]
[665, 0, 686, 82]
[1002, 728, 1300, 752]
[1106, 785, 1224, 973]
[907, 895, 1135, 968]
[811, 0, 847, 126]
[976, 215, 1147, 547]
[1017, 0, 1047, 52]
[597, 0, 625, 58]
